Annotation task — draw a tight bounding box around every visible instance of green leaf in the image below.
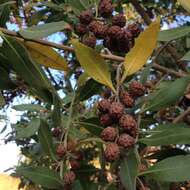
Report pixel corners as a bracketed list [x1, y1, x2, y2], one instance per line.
[121, 19, 160, 82]
[0, 34, 55, 103]
[52, 95, 61, 127]
[0, 92, 5, 106]
[182, 50, 190, 61]
[120, 148, 139, 190]
[0, 4, 10, 27]
[140, 65, 152, 84]
[19, 20, 70, 39]
[15, 118, 41, 139]
[71, 39, 116, 93]
[140, 155, 190, 182]
[144, 77, 190, 111]
[77, 79, 102, 101]
[145, 148, 187, 161]
[139, 123, 190, 146]
[0, 67, 16, 90]
[1, 35, 51, 88]
[68, 0, 90, 14]
[16, 166, 63, 189]
[13, 104, 46, 112]
[78, 72, 89, 87]
[76, 117, 104, 136]
[38, 120, 56, 160]
[158, 26, 190, 41]
[72, 180, 83, 190]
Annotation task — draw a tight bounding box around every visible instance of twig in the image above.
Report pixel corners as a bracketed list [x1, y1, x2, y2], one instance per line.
[0, 27, 187, 78]
[152, 41, 171, 62]
[129, 0, 151, 25]
[173, 107, 190, 124]
[45, 68, 58, 87]
[137, 177, 146, 190]
[116, 62, 123, 99]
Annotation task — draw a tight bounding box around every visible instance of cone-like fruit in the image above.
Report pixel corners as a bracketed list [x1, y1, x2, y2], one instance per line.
[119, 115, 138, 138]
[70, 160, 81, 170]
[109, 102, 124, 120]
[79, 10, 93, 25]
[89, 21, 108, 38]
[100, 114, 113, 126]
[117, 134, 135, 148]
[127, 23, 141, 38]
[129, 81, 146, 97]
[98, 0, 114, 18]
[64, 171, 76, 185]
[120, 91, 134, 108]
[52, 128, 62, 138]
[75, 23, 88, 35]
[112, 14, 126, 27]
[101, 127, 118, 141]
[98, 99, 111, 113]
[83, 35, 96, 48]
[56, 144, 66, 157]
[107, 25, 121, 38]
[104, 143, 120, 162]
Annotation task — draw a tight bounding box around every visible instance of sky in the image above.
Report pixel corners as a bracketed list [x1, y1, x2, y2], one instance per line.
[0, 109, 20, 173]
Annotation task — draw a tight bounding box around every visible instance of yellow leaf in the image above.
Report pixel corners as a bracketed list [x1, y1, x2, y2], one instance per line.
[71, 39, 116, 93]
[0, 174, 20, 190]
[24, 41, 68, 71]
[121, 19, 160, 83]
[178, 0, 190, 13]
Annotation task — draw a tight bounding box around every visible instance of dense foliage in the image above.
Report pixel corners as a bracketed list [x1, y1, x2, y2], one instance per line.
[0, 0, 190, 189]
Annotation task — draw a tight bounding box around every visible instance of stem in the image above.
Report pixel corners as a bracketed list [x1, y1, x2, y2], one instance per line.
[60, 90, 76, 147]
[116, 62, 123, 100]
[173, 107, 190, 124]
[130, 0, 151, 25]
[137, 177, 146, 190]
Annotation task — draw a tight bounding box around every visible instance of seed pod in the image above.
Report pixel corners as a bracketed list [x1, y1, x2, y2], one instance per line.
[119, 115, 138, 138]
[109, 102, 124, 120]
[79, 10, 93, 25]
[101, 127, 118, 141]
[104, 143, 120, 162]
[64, 171, 76, 185]
[129, 81, 146, 97]
[56, 144, 66, 158]
[117, 134, 135, 148]
[98, 0, 114, 18]
[83, 35, 96, 48]
[112, 14, 126, 27]
[120, 91, 134, 108]
[97, 99, 111, 113]
[100, 113, 113, 126]
[75, 23, 88, 36]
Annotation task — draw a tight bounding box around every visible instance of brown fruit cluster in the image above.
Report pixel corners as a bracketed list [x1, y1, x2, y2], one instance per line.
[64, 171, 76, 185]
[98, 0, 114, 18]
[74, 1, 142, 53]
[97, 81, 146, 162]
[56, 143, 82, 187]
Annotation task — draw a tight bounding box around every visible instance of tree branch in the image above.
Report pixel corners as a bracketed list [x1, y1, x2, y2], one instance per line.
[0, 27, 187, 78]
[129, 0, 151, 25]
[173, 107, 190, 124]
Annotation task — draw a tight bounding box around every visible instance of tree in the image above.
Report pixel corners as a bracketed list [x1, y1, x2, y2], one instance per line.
[0, 0, 190, 189]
